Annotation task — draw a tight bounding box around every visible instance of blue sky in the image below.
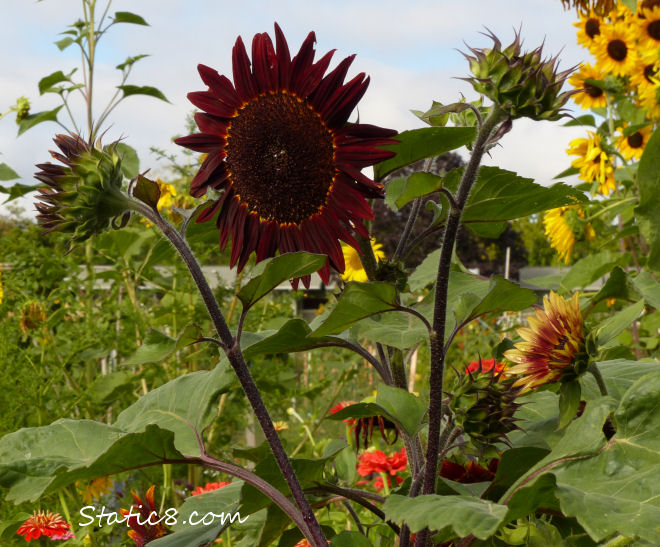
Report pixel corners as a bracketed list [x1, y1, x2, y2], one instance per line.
[1, 0, 589, 217]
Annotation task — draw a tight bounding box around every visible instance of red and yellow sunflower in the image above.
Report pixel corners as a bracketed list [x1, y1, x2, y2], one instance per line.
[175, 24, 397, 286]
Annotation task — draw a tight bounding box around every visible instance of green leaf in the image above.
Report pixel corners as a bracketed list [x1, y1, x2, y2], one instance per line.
[116, 54, 150, 71]
[133, 174, 160, 209]
[375, 384, 427, 437]
[55, 36, 75, 51]
[242, 318, 345, 358]
[466, 221, 508, 238]
[0, 422, 183, 503]
[114, 142, 140, 179]
[358, 312, 428, 350]
[87, 370, 133, 405]
[118, 84, 169, 103]
[311, 282, 398, 337]
[383, 494, 507, 539]
[17, 106, 63, 136]
[123, 325, 204, 366]
[0, 163, 19, 181]
[635, 128, 660, 272]
[631, 270, 660, 309]
[394, 172, 443, 209]
[581, 359, 659, 401]
[409, 249, 441, 291]
[593, 299, 644, 347]
[468, 276, 537, 321]
[330, 531, 374, 546]
[587, 267, 641, 307]
[482, 446, 550, 501]
[374, 127, 477, 180]
[561, 251, 626, 291]
[38, 70, 75, 94]
[238, 252, 327, 309]
[446, 166, 587, 223]
[114, 362, 235, 455]
[0, 182, 42, 203]
[557, 380, 581, 430]
[562, 115, 596, 127]
[114, 11, 149, 25]
[334, 445, 357, 483]
[553, 166, 580, 179]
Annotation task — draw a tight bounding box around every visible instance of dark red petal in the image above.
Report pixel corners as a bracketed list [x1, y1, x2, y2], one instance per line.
[310, 54, 355, 111]
[335, 144, 395, 168]
[274, 23, 292, 88]
[333, 182, 376, 219]
[187, 91, 237, 118]
[232, 36, 258, 102]
[323, 206, 360, 250]
[197, 64, 241, 107]
[256, 220, 278, 262]
[317, 218, 344, 271]
[293, 49, 335, 98]
[218, 196, 240, 249]
[194, 112, 230, 136]
[238, 212, 260, 270]
[337, 161, 383, 192]
[230, 204, 248, 267]
[336, 123, 398, 139]
[251, 32, 278, 92]
[191, 159, 228, 196]
[323, 74, 370, 128]
[302, 273, 313, 289]
[174, 133, 224, 152]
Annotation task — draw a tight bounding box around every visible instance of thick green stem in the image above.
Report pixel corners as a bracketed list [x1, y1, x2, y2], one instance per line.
[419, 106, 505, 503]
[588, 363, 609, 396]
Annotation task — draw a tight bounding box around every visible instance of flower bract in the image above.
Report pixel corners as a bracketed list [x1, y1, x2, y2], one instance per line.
[175, 23, 397, 286]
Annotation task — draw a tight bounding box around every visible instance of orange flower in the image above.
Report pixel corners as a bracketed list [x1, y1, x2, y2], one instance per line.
[465, 358, 505, 375]
[191, 481, 231, 496]
[16, 511, 74, 542]
[120, 486, 169, 546]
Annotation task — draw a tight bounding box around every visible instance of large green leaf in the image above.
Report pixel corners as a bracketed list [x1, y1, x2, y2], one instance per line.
[383, 494, 507, 539]
[0, 422, 183, 503]
[17, 106, 63, 136]
[374, 127, 476, 180]
[0, 163, 20, 181]
[581, 359, 660, 401]
[114, 142, 140, 179]
[330, 532, 374, 546]
[560, 250, 627, 291]
[632, 270, 660, 309]
[635, 127, 660, 272]
[358, 311, 429, 350]
[118, 85, 169, 102]
[587, 266, 641, 307]
[593, 299, 644, 347]
[504, 374, 660, 543]
[38, 70, 75, 94]
[311, 282, 398, 337]
[238, 252, 327, 309]
[115, 362, 235, 455]
[444, 166, 586, 222]
[389, 172, 443, 210]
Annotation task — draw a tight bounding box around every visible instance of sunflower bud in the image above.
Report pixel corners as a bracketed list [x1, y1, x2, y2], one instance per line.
[14, 96, 30, 122]
[461, 30, 575, 121]
[35, 134, 132, 250]
[449, 358, 522, 452]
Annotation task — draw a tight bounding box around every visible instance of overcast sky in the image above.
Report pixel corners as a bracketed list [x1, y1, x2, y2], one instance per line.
[1, 0, 589, 217]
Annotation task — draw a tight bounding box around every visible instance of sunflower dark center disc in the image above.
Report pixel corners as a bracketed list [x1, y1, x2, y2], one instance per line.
[628, 132, 644, 148]
[648, 20, 660, 40]
[585, 83, 603, 97]
[226, 92, 335, 224]
[585, 18, 600, 38]
[644, 64, 657, 83]
[607, 39, 627, 61]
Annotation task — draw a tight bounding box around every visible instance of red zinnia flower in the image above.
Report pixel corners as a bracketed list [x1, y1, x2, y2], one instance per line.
[175, 23, 397, 287]
[191, 481, 231, 495]
[386, 447, 407, 474]
[329, 400, 357, 426]
[16, 510, 74, 542]
[357, 450, 389, 476]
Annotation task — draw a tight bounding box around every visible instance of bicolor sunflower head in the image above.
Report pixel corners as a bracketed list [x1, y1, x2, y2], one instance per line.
[120, 485, 169, 546]
[461, 30, 575, 121]
[448, 357, 522, 451]
[175, 23, 397, 288]
[34, 134, 132, 251]
[505, 292, 588, 393]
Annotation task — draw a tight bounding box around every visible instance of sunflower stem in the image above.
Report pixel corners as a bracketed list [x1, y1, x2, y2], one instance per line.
[130, 200, 327, 547]
[416, 106, 505, 546]
[588, 363, 609, 396]
[356, 233, 379, 280]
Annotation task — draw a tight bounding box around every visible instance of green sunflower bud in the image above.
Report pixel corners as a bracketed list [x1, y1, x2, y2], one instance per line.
[461, 30, 576, 121]
[449, 358, 523, 453]
[35, 134, 132, 250]
[14, 96, 30, 122]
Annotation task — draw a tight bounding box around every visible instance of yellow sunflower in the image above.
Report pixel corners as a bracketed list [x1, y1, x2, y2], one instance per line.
[76, 476, 114, 504]
[566, 132, 616, 195]
[616, 124, 652, 160]
[564, 0, 616, 17]
[635, 5, 660, 48]
[341, 238, 385, 282]
[574, 10, 603, 49]
[505, 292, 586, 393]
[569, 63, 608, 109]
[629, 49, 659, 94]
[544, 207, 577, 264]
[592, 22, 638, 76]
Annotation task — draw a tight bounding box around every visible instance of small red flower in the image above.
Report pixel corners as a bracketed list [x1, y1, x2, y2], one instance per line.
[16, 510, 74, 542]
[465, 358, 505, 375]
[357, 450, 389, 476]
[386, 447, 407, 475]
[191, 481, 231, 496]
[329, 400, 357, 426]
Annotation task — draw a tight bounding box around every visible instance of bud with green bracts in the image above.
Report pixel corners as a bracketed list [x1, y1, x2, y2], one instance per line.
[35, 134, 132, 251]
[448, 358, 523, 452]
[460, 29, 576, 121]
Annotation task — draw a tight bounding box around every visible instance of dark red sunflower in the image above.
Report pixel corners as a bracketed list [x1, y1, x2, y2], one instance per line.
[175, 23, 397, 286]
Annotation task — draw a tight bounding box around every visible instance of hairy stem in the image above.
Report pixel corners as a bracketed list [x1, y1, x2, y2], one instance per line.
[131, 201, 327, 546]
[588, 363, 609, 396]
